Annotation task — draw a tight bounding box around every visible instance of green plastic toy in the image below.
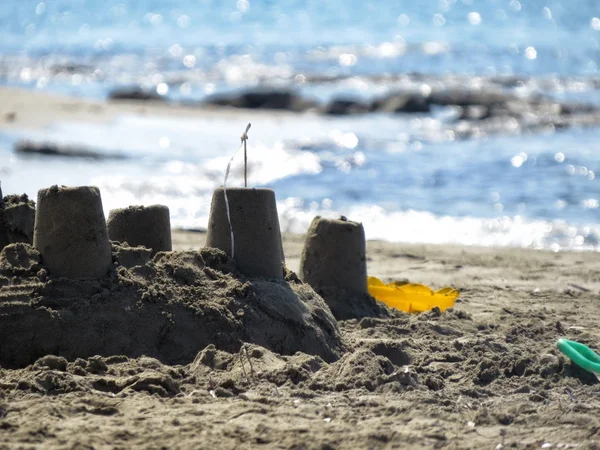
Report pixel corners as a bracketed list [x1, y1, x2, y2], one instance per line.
[556, 338, 600, 374]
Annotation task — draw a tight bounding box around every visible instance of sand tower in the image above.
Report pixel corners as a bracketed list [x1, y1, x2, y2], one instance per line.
[205, 187, 284, 278]
[300, 216, 368, 294]
[107, 205, 172, 255]
[33, 185, 112, 278]
[299, 216, 386, 320]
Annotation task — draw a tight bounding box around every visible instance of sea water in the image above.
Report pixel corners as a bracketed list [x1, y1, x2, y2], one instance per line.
[1, 0, 600, 250]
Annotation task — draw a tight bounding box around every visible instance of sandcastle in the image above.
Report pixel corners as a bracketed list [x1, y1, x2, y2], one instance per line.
[205, 187, 285, 278]
[299, 216, 389, 320]
[107, 204, 172, 255]
[34, 185, 112, 278]
[0, 185, 345, 368]
[300, 216, 368, 293]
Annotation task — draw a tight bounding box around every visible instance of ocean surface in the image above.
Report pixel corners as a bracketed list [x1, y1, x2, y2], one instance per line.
[1, 0, 600, 250]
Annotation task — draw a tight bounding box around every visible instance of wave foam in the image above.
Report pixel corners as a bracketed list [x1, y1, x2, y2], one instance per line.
[278, 201, 600, 251]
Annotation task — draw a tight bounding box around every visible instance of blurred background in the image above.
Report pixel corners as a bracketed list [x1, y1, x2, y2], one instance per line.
[1, 0, 600, 250]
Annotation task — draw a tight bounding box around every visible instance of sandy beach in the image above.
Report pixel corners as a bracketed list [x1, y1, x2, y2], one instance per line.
[4, 0, 600, 445]
[1, 88, 600, 449]
[1, 229, 600, 448]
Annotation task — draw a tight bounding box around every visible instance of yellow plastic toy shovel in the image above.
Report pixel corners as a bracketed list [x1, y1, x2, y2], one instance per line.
[367, 276, 459, 313]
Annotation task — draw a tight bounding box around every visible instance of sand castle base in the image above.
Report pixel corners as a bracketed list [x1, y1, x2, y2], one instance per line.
[0, 243, 345, 369]
[300, 216, 390, 320]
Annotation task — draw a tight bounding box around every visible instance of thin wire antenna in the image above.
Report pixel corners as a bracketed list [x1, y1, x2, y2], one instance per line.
[222, 123, 252, 259]
[241, 123, 251, 187]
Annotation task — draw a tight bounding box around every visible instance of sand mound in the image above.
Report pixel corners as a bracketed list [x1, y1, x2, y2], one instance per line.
[0, 243, 345, 369]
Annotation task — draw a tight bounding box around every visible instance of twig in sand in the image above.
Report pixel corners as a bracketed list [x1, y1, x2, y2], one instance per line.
[244, 346, 255, 378]
[239, 346, 250, 382]
[562, 387, 577, 408]
[241, 123, 251, 187]
[239, 345, 255, 382]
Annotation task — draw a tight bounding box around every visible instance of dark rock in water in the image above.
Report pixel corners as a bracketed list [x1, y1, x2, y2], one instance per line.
[367, 87, 531, 119]
[102, 81, 600, 140]
[557, 102, 597, 115]
[15, 140, 127, 160]
[205, 89, 317, 112]
[108, 86, 165, 102]
[490, 75, 529, 88]
[371, 93, 431, 114]
[194, 82, 600, 140]
[447, 94, 600, 138]
[420, 85, 600, 135]
[427, 89, 518, 108]
[0, 194, 35, 250]
[49, 62, 93, 75]
[552, 111, 600, 129]
[323, 98, 370, 115]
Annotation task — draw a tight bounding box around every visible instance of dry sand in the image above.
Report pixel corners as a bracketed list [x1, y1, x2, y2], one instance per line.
[2, 88, 600, 449]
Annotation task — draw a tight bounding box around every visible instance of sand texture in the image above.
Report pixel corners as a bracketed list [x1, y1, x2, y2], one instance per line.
[33, 185, 112, 279]
[0, 230, 599, 448]
[107, 204, 173, 256]
[0, 194, 35, 250]
[299, 216, 388, 321]
[206, 188, 285, 279]
[0, 242, 344, 369]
